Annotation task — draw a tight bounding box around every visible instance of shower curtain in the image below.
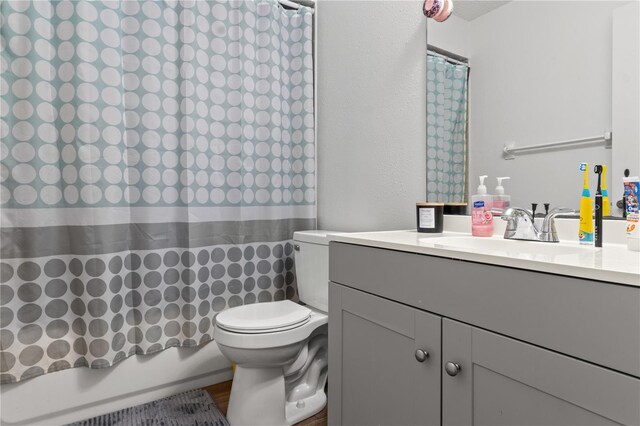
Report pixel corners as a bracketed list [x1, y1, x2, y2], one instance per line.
[426, 54, 468, 202]
[0, 0, 315, 384]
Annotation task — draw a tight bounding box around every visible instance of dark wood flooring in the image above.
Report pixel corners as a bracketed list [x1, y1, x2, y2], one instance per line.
[204, 380, 328, 426]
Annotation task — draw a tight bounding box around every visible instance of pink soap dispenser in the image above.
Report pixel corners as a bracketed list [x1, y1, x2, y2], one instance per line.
[471, 175, 494, 237]
[492, 176, 511, 215]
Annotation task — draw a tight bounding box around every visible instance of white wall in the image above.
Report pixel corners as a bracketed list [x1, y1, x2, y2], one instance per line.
[426, 14, 470, 57]
[316, 1, 427, 232]
[466, 1, 627, 211]
[612, 1, 640, 213]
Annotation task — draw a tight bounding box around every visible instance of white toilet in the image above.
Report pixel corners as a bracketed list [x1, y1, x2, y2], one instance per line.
[214, 230, 335, 426]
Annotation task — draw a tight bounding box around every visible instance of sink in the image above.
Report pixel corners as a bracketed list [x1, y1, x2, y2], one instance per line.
[424, 235, 595, 259]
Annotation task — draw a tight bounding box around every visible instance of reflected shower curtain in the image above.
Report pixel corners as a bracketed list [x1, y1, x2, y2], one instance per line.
[0, 0, 315, 383]
[426, 54, 468, 203]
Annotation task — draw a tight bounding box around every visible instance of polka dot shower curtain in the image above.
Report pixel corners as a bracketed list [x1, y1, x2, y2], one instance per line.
[426, 53, 468, 203]
[0, 0, 315, 384]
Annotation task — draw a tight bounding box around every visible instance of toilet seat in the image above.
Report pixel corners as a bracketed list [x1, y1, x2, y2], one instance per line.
[216, 300, 312, 334]
[214, 303, 328, 350]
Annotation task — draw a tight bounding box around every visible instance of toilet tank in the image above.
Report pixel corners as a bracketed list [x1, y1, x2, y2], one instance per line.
[293, 230, 338, 313]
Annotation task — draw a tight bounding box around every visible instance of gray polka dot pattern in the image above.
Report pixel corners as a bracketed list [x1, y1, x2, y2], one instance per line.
[0, 241, 297, 384]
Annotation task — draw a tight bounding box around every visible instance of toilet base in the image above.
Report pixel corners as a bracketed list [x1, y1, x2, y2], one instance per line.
[216, 313, 329, 426]
[227, 366, 287, 426]
[225, 365, 327, 426]
[285, 384, 327, 425]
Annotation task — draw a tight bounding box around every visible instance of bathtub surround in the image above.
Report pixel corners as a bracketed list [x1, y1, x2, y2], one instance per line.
[0, 0, 315, 385]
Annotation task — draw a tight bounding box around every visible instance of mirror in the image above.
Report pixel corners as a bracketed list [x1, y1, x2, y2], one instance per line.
[427, 0, 640, 217]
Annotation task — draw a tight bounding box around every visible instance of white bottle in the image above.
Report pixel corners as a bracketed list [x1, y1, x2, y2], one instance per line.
[471, 175, 494, 237]
[493, 177, 511, 214]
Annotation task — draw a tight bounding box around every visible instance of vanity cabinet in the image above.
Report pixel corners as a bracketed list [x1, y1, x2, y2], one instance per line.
[442, 319, 638, 426]
[328, 242, 640, 426]
[328, 284, 441, 426]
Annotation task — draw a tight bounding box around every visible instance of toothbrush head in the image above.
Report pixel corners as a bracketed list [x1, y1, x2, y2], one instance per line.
[579, 162, 587, 171]
[594, 165, 603, 174]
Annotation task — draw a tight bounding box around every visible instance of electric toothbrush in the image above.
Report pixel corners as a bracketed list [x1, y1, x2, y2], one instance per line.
[594, 165, 603, 248]
[578, 163, 593, 244]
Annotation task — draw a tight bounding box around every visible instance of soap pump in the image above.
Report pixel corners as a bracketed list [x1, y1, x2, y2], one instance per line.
[471, 175, 494, 237]
[493, 177, 511, 214]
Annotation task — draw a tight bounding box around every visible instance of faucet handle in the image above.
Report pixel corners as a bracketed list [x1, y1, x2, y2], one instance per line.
[544, 203, 550, 215]
[502, 207, 529, 219]
[531, 203, 538, 218]
[501, 206, 538, 240]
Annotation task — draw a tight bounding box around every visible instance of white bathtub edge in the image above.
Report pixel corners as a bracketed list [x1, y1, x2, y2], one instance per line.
[0, 341, 232, 426]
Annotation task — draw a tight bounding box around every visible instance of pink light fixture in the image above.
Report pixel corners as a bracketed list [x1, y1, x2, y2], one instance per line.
[423, 0, 453, 22]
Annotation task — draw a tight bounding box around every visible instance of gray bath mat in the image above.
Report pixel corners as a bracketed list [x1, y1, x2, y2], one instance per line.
[67, 389, 229, 426]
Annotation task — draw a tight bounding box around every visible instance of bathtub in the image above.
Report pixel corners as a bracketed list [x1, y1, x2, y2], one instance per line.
[0, 341, 232, 425]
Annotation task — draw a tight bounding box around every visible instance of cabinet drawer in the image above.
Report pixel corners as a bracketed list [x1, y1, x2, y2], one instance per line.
[329, 242, 640, 377]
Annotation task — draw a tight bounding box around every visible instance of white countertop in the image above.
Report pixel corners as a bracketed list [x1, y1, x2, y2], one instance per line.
[330, 230, 640, 287]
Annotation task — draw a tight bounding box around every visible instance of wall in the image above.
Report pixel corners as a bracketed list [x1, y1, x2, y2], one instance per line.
[316, 1, 427, 232]
[612, 1, 640, 210]
[466, 1, 628, 211]
[426, 14, 470, 58]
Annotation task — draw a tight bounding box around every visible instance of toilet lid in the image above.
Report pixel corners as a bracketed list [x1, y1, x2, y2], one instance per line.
[215, 300, 312, 333]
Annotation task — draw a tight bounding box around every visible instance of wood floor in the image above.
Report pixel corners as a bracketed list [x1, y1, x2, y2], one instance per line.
[204, 380, 328, 426]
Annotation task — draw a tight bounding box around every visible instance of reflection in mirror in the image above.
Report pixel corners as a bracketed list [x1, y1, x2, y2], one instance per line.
[426, 47, 469, 203]
[427, 1, 640, 217]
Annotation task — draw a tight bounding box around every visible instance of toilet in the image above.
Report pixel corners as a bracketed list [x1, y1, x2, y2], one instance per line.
[213, 230, 335, 426]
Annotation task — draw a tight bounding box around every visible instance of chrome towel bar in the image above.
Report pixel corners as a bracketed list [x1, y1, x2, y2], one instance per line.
[503, 131, 612, 160]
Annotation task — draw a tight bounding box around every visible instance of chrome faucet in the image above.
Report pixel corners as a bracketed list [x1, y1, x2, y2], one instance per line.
[539, 207, 576, 242]
[501, 206, 577, 243]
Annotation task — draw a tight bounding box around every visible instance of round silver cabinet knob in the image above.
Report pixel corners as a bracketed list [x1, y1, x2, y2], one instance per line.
[445, 361, 461, 376]
[415, 349, 429, 363]
[294, 244, 300, 251]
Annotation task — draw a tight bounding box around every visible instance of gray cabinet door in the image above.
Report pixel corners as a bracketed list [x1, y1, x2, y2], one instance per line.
[329, 283, 441, 426]
[442, 319, 640, 426]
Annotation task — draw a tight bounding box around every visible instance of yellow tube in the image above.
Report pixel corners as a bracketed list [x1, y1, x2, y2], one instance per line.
[579, 163, 593, 244]
[602, 164, 610, 216]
